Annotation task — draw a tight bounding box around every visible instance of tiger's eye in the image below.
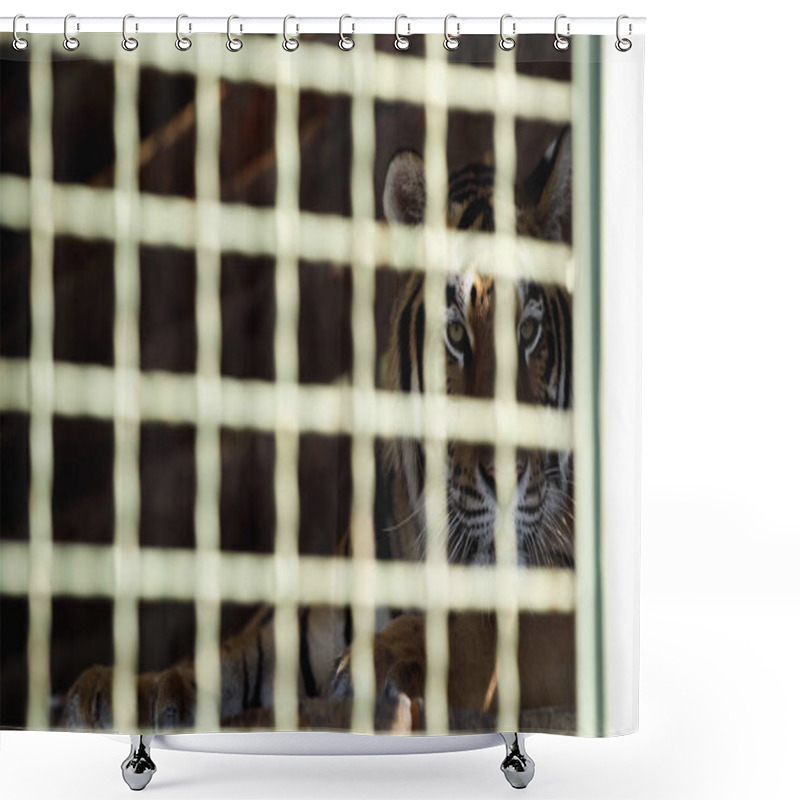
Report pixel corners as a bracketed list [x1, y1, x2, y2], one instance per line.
[448, 321, 466, 346]
[519, 318, 536, 343]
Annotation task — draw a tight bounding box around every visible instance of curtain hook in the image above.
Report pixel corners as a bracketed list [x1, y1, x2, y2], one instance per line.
[394, 14, 411, 51]
[227, 14, 243, 52]
[499, 13, 516, 51]
[283, 15, 299, 51]
[443, 14, 460, 51]
[12, 14, 28, 51]
[615, 15, 632, 51]
[175, 13, 192, 51]
[63, 13, 80, 51]
[339, 14, 355, 51]
[122, 14, 139, 52]
[553, 14, 570, 51]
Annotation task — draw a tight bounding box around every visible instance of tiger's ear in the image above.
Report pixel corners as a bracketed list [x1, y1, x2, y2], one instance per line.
[383, 150, 426, 225]
[521, 128, 572, 243]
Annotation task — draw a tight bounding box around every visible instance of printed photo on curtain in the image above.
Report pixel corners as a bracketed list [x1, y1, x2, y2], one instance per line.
[0, 23, 643, 754]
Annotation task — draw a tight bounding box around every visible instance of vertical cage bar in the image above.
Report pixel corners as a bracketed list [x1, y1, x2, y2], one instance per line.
[422, 37, 450, 734]
[492, 48, 521, 733]
[572, 34, 605, 737]
[25, 52, 55, 731]
[111, 48, 142, 734]
[272, 38, 302, 731]
[348, 34, 378, 734]
[192, 45, 224, 732]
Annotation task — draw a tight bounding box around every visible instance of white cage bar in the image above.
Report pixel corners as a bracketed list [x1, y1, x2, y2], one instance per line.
[421, 40, 450, 734]
[272, 36, 302, 732]
[191, 44, 224, 732]
[491, 45, 521, 734]
[24, 52, 55, 731]
[348, 34, 378, 734]
[110, 46, 142, 733]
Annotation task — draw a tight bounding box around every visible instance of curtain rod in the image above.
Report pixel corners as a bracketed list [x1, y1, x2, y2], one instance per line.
[1, 16, 646, 37]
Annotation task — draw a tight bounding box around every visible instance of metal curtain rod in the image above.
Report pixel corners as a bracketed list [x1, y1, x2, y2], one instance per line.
[0, 16, 646, 36]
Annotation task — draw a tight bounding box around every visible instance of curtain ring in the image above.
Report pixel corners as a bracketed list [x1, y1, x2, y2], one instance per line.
[122, 14, 138, 52]
[615, 15, 632, 52]
[553, 14, 570, 51]
[227, 14, 243, 52]
[443, 14, 460, 51]
[175, 14, 192, 51]
[63, 13, 80, 51]
[394, 14, 410, 51]
[339, 14, 355, 51]
[499, 13, 516, 51]
[283, 15, 299, 51]
[12, 15, 28, 51]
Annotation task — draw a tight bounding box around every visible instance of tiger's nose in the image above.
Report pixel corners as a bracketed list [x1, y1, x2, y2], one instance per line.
[480, 462, 525, 487]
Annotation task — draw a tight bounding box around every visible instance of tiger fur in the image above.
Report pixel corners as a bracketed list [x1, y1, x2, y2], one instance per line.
[62, 128, 575, 733]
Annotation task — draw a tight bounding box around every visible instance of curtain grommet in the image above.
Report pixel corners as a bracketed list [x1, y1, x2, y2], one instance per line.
[499, 14, 516, 51]
[175, 13, 192, 51]
[553, 14, 570, 51]
[339, 14, 355, 51]
[226, 14, 243, 52]
[12, 14, 29, 51]
[121, 14, 139, 52]
[443, 14, 460, 51]
[283, 15, 299, 52]
[63, 13, 80, 52]
[615, 15, 633, 51]
[394, 15, 411, 51]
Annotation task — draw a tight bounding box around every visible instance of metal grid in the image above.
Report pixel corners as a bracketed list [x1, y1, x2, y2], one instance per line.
[0, 32, 582, 735]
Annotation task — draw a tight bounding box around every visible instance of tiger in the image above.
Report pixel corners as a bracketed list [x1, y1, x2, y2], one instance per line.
[61, 127, 575, 733]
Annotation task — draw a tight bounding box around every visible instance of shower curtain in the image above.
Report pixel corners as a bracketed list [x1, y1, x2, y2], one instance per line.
[0, 28, 643, 738]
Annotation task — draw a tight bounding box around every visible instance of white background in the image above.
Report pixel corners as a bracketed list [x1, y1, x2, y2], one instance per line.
[2, 1, 799, 798]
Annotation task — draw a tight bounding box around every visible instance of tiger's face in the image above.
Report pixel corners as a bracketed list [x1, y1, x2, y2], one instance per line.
[382, 131, 573, 568]
[441, 270, 573, 567]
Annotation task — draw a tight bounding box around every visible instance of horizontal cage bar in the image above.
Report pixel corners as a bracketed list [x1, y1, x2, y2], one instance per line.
[0, 359, 574, 451]
[0, 542, 576, 612]
[3, 36, 574, 126]
[0, 177, 573, 286]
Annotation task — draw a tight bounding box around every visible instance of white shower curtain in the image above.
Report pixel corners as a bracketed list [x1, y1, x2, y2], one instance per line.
[0, 23, 643, 739]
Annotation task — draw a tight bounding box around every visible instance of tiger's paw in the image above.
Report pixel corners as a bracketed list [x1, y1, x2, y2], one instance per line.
[152, 664, 196, 730]
[61, 663, 196, 730]
[330, 614, 426, 731]
[331, 657, 422, 732]
[375, 678, 423, 733]
[62, 664, 114, 729]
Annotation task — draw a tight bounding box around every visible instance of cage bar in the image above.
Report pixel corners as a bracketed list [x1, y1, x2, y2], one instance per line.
[421, 40, 451, 735]
[491, 45, 521, 733]
[191, 47, 224, 732]
[1, 542, 575, 612]
[0, 175, 572, 284]
[110, 48, 143, 734]
[24, 53, 56, 732]
[0, 359, 572, 451]
[348, 34, 378, 734]
[24, 34, 572, 124]
[271, 37, 302, 732]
